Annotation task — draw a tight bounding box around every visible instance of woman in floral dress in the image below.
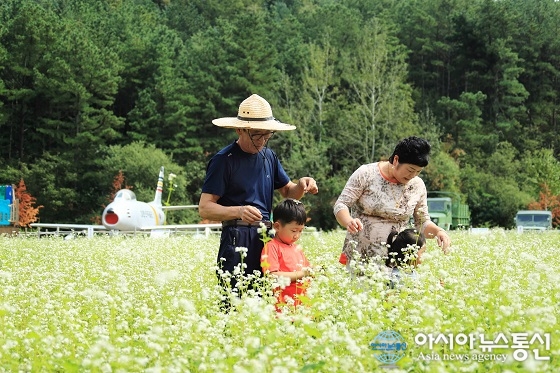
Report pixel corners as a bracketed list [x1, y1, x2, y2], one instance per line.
[333, 136, 450, 266]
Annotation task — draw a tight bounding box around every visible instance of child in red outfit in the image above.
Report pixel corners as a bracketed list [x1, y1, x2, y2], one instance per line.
[261, 199, 312, 312]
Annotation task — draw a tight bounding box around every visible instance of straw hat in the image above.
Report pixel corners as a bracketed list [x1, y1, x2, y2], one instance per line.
[212, 94, 296, 131]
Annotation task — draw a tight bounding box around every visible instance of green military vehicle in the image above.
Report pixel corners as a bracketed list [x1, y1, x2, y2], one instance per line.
[427, 191, 471, 230]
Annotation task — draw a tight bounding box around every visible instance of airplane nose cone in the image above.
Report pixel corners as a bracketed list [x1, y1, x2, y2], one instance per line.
[104, 209, 119, 225]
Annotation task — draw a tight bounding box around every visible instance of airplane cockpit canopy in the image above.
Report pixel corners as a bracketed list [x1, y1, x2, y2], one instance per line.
[114, 189, 137, 201]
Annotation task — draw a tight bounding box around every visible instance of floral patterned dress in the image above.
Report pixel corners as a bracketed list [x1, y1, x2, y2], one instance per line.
[333, 162, 431, 262]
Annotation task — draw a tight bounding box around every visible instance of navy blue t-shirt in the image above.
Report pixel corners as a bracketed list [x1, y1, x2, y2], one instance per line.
[201, 141, 290, 220]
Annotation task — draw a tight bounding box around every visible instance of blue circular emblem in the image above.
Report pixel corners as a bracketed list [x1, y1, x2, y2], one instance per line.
[370, 330, 407, 365]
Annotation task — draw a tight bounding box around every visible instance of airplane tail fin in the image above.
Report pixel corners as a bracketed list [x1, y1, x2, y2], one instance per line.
[153, 166, 164, 205]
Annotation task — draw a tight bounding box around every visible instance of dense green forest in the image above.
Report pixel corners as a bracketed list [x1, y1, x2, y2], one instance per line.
[1, 0, 559, 229]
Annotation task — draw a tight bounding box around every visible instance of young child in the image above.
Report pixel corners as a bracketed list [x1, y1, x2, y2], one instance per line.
[261, 199, 312, 312]
[385, 228, 426, 288]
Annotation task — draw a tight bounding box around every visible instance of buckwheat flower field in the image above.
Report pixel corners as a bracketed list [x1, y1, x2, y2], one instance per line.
[1, 230, 558, 372]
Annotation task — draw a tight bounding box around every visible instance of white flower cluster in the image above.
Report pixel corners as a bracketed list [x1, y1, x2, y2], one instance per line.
[0, 230, 557, 371]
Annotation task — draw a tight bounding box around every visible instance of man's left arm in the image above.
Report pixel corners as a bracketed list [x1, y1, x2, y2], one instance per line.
[279, 177, 319, 199]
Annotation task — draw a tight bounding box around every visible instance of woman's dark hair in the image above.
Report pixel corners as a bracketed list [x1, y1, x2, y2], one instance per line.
[272, 199, 307, 225]
[385, 228, 426, 268]
[388, 136, 431, 167]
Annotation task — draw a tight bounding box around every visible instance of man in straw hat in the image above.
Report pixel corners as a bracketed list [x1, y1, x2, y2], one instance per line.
[199, 94, 318, 309]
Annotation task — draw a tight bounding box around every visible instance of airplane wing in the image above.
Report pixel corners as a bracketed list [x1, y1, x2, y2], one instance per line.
[161, 205, 198, 211]
[139, 223, 222, 237]
[139, 223, 222, 230]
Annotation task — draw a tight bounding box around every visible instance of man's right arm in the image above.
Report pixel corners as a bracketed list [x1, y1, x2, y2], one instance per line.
[198, 193, 262, 223]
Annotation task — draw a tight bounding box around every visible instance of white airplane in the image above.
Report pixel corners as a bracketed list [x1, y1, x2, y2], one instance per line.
[31, 167, 221, 237]
[101, 166, 201, 232]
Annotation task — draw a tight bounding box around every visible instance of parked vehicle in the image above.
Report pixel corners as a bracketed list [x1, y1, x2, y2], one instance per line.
[514, 210, 552, 231]
[427, 191, 471, 230]
[0, 184, 19, 235]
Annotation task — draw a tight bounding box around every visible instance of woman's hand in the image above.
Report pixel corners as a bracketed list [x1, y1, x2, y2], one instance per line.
[346, 218, 363, 233]
[436, 229, 451, 254]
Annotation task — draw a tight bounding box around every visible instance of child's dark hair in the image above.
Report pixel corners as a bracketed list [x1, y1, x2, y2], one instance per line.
[385, 228, 426, 268]
[272, 199, 307, 225]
